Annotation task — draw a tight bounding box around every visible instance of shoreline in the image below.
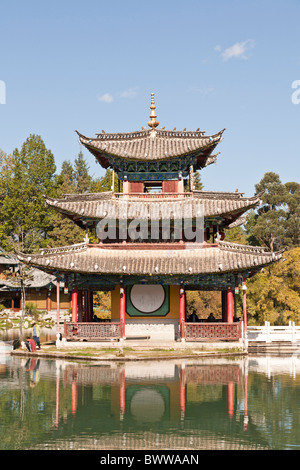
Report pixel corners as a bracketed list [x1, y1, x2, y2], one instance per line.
[11, 339, 248, 362]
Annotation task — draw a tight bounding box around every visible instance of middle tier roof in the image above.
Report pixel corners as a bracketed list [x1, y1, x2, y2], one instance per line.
[46, 190, 262, 227]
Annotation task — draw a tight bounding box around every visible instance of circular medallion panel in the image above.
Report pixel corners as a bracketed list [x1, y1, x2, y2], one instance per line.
[130, 284, 165, 314]
[130, 389, 165, 423]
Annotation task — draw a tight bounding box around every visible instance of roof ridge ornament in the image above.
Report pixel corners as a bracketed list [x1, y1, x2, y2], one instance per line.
[148, 93, 159, 129]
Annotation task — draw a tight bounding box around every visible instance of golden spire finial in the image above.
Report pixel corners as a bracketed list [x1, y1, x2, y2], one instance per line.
[148, 93, 159, 129]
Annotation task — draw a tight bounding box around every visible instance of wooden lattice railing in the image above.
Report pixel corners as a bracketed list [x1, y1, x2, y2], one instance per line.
[182, 321, 242, 342]
[64, 321, 122, 341]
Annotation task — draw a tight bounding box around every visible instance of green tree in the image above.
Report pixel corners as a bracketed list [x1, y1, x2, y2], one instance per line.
[91, 168, 121, 193]
[284, 181, 300, 247]
[47, 150, 107, 247]
[255, 171, 288, 209]
[243, 248, 300, 325]
[0, 150, 15, 248]
[224, 225, 247, 244]
[59, 160, 76, 194]
[94, 291, 111, 319]
[184, 170, 203, 191]
[46, 212, 85, 247]
[5, 262, 34, 342]
[193, 171, 203, 190]
[0, 149, 14, 200]
[73, 149, 92, 193]
[47, 159, 85, 247]
[246, 172, 299, 251]
[186, 290, 221, 319]
[0, 135, 57, 253]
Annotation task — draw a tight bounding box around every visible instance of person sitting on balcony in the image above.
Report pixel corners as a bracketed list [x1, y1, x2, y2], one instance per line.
[207, 312, 216, 322]
[188, 310, 199, 322]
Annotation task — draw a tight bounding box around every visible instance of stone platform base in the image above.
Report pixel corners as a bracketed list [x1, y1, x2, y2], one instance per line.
[125, 319, 179, 341]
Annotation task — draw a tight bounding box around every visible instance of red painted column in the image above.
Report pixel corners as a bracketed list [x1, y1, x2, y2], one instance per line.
[120, 285, 126, 338]
[55, 372, 60, 428]
[179, 286, 185, 339]
[221, 290, 227, 322]
[84, 290, 93, 322]
[226, 287, 234, 323]
[244, 373, 248, 430]
[72, 287, 78, 322]
[228, 382, 234, 418]
[56, 280, 60, 333]
[180, 366, 186, 417]
[84, 289, 88, 322]
[88, 291, 94, 322]
[71, 382, 77, 416]
[77, 290, 83, 322]
[120, 369, 125, 416]
[242, 278, 247, 332]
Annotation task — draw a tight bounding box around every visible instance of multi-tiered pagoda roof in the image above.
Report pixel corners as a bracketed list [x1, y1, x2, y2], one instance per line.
[17, 94, 283, 291]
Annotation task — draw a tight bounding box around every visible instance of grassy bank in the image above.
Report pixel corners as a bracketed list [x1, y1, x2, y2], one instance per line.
[11, 342, 246, 362]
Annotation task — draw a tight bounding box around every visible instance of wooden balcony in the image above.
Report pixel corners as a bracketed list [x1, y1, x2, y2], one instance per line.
[64, 321, 121, 341]
[113, 192, 193, 198]
[182, 321, 242, 342]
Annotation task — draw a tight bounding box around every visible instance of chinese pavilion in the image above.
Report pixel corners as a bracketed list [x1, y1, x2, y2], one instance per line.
[17, 94, 283, 342]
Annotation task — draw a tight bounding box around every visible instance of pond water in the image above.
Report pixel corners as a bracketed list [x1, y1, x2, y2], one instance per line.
[1, 348, 300, 451]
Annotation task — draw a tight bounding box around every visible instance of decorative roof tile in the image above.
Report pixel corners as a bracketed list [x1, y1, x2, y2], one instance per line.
[16, 241, 283, 276]
[76, 128, 225, 167]
[45, 191, 262, 225]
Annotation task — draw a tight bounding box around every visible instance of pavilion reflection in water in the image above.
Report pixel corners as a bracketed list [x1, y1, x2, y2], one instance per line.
[3, 355, 300, 450]
[53, 359, 249, 439]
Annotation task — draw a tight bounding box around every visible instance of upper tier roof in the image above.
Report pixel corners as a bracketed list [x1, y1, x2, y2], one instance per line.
[76, 93, 224, 169]
[76, 128, 224, 169]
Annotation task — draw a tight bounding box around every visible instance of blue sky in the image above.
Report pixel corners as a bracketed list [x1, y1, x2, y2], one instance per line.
[1, 0, 299, 196]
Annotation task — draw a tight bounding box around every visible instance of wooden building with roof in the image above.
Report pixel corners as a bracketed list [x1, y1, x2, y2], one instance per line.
[16, 94, 283, 342]
[0, 248, 72, 312]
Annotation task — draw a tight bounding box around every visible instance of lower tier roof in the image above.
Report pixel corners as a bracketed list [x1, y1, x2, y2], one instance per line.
[16, 241, 283, 277]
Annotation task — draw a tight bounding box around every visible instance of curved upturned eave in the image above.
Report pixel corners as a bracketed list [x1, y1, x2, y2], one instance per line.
[44, 192, 261, 228]
[75, 128, 225, 167]
[15, 241, 284, 277]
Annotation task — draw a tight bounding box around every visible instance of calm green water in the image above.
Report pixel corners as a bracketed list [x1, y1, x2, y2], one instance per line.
[1, 353, 300, 451]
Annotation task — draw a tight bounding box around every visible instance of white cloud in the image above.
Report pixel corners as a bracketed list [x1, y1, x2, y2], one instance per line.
[98, 93, 114, 103]
[120, 87, 138, 98]
[217, 39, 255, 61]
[97, 88, 138, 103]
